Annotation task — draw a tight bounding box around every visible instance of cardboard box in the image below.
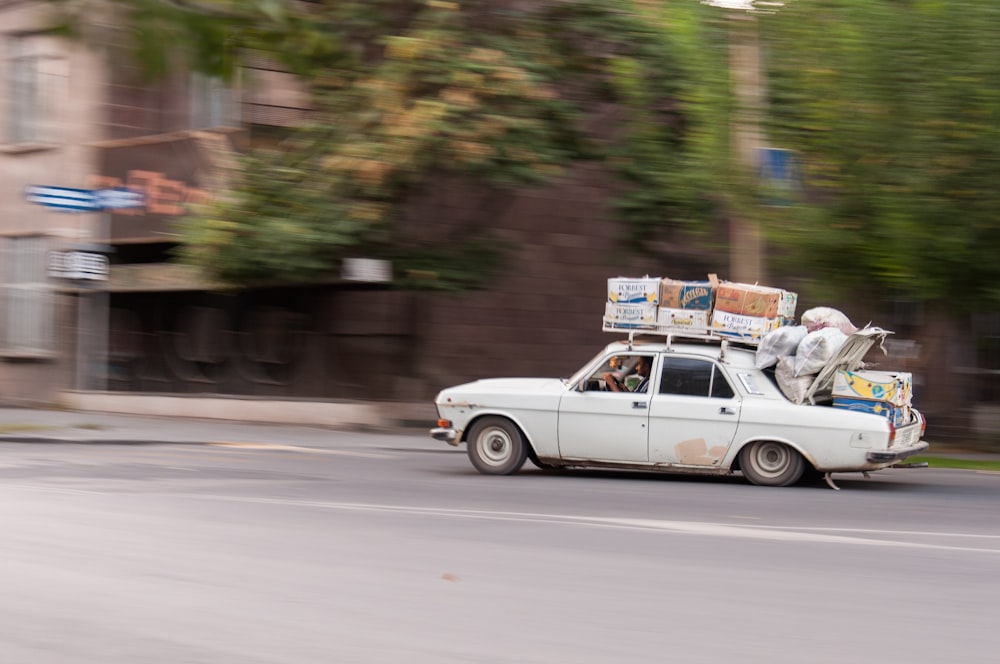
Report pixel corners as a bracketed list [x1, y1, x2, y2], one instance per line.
[608, 277, 661, 305]
[833, 396, 909, 427]
[710, 309, 781, 341]
[659, 279, 715, 311]
[833, 369, 912, 407]
[657, 307, 710, 331]
[604, 302, 657, 329]
[715, 282, 783, 319]
[778, 291, 798, 324]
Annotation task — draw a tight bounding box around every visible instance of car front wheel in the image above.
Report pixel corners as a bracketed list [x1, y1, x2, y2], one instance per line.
[739, 441, 806, 487]
[467, 417, 528, 475]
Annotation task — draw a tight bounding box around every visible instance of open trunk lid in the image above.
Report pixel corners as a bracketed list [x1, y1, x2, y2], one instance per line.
[804, 327, 893, 405]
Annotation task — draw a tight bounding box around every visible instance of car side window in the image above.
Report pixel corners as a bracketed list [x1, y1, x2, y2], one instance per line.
[660, 357, 734, 398]
[585, 354, 654, 393]
[710, 368, 735, 399]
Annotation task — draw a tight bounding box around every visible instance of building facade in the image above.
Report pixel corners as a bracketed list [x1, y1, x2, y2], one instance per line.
[0, 2, 991, 442]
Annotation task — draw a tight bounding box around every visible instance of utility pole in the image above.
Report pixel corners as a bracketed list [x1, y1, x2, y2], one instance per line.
[702, 1, 787, 283]
[728, 9, 765, 283]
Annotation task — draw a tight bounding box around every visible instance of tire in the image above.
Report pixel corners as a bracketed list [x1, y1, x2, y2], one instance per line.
[467, 417, 528, 475]
[739, 441, 806, 487]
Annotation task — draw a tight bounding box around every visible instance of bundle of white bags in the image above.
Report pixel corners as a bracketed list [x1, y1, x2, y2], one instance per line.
[755, 307, 858, 404]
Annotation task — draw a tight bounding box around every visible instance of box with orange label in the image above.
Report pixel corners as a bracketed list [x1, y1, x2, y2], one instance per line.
[715, 282, 783, 319]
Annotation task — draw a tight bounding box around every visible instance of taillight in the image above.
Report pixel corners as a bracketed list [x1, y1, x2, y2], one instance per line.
[887, 419, 896, 443]
[919, 412, 927, 436]
[437, 418, 452, 428]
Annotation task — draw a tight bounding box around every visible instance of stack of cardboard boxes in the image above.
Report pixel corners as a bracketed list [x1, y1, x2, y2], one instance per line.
[604, 275, 798, 343]
[605, 277, 916, 419]
[658, 278, 715, 330]
[605, 277, 662, 328]
[711, 283, 798, 340]
[831, 369, 913, 426]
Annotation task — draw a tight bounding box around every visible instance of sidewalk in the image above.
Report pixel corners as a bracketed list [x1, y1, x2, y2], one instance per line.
[0, 404, 436, 448]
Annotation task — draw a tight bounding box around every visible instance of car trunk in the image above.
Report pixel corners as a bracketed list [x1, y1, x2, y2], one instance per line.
[804, 327, 893, 405]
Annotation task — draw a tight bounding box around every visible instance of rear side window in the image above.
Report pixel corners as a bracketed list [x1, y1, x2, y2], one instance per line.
[659, 357, 734, 399]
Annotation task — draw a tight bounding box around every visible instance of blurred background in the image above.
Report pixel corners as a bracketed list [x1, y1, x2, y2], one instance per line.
[0, 0, 997, 445]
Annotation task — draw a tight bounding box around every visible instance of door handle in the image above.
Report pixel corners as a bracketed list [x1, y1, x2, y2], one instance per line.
[632, 401, 648, 409]
[719, 407, 736, 415]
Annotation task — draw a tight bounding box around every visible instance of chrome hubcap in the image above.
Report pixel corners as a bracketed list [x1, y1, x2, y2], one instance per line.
[478, 427, 512, 466]
[752, 442, 789, 477]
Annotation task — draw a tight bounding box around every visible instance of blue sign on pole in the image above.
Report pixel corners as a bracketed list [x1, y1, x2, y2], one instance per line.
[25, 185, 145, 212]
[758, 148, 799, 206]
[25, 185, 101, 211]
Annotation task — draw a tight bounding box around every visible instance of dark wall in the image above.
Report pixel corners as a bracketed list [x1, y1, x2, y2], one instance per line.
[105, 163, 705, 400]
[101, 162, 977, 441]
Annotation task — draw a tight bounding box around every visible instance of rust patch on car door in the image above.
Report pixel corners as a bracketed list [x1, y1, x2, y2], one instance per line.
[675, 438, 728, 465]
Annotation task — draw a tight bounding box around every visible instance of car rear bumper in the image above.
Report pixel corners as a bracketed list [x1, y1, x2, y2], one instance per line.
[867, 440, 929, 463]
[430, 427, 460, 446]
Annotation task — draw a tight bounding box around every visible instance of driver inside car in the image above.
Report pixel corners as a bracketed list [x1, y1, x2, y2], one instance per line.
[603, 355, 652, 393]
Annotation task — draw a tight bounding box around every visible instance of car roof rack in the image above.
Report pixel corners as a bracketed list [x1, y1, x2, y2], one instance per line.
[602, 319, 761, 352]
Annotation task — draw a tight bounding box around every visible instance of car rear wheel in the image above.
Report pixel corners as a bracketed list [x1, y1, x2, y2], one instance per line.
[467, 417, 528, 475]
[739, 441, 805, 487]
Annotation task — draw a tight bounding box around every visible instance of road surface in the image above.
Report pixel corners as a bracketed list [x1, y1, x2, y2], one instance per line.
[2, 431, 998, 663]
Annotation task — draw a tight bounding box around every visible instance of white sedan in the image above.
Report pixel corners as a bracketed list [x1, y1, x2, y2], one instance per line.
[430, 330, 928, 487]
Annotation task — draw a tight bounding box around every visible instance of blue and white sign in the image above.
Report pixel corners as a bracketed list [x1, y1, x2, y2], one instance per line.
[26, 185, 145, 212]
[48, 250, 110, 281]
[26, 185, 101, 211]
[95, 187, 146, 210]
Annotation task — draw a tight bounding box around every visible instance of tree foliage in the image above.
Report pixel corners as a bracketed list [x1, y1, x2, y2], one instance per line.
[761, 0, 1000, 312]
[52, 0, 731, 288]
[50, 0, 1000, 307]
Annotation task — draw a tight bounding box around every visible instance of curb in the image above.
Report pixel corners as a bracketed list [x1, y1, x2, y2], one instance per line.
[0, 437, 212, 446]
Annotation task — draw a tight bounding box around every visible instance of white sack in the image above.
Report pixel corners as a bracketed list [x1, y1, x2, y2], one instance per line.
[793, 327, 848, 377]
[800, 306, 857, 335]
[755, 325, 808, 369]
[775, 356, 814, 404]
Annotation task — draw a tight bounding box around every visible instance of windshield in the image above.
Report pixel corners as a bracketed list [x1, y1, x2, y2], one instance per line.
[565, 346, 619, 388]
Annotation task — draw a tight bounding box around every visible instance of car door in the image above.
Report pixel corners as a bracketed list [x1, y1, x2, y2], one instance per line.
[647, 356, 742, 467]
[556, 354, 655, 463]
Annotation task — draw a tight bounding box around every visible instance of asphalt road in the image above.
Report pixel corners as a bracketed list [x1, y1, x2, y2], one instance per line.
[2, 432, 998, 664]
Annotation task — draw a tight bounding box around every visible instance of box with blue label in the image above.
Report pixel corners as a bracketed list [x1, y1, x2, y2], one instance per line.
[607, 277, 661, 305]
[659, 279, 715, 311]
[778, 290, 798, 325]
[833, 396, 909, 427]
[833, 369, 912, 407]
[604, 301, 657, 329]
[710, 309, 780, 342]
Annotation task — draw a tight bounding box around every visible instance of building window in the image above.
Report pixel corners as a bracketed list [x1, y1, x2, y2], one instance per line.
[1, 236, 55, 357]
[6, 34, 68, 145]
[190, 71, 238, 129]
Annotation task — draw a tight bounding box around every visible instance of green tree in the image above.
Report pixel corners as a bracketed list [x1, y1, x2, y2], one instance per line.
[761, 0, 1000, 312]
[49, 0, 732, 288]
